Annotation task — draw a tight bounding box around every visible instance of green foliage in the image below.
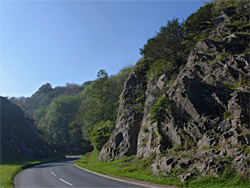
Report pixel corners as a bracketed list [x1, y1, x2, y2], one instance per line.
[76, 149, 250, 188]
[188, 174, 250, 188]
[37, 83, 53, 94]
[200, 145, 222, 150]
[97, 69, 108, 80]
[150, 131, 158, 148]
[184, 3, 213, 37]
[76, 149, 157, 182]
[223, 110, 234, 120]
[132, 84, 146, 113]
[181, 3, 215, 59]
[150, 96, 173, 123]
[225, 20, 249, 29]
[244, 146, 250, 155]
[34, 107, 47, 123]
[38, 95, 81, 152]
[75, 66, 132, 151]
[172, 144, 184, 152]
[213, 0, 250, 14]
[0, 148, 64, 188]
[140, 137, 149, 147]
[90, 120, 115, 151]
[10, 82, 86, 119]
[141, 18, 186, 65]
[123, 59, 148, 115]
[68, 120, 91, 154]
[1, 97, 50, 156]
[147, 59, 175, 83]
[78, 67, 132, 142]
[227, 74, 250, 90]
[132, 57, 146, 72]
[178, 129, 194, 150]
[149, 96, 174, 152]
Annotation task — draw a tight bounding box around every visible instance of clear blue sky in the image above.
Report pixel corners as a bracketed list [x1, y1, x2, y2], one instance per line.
[0, 0, 204, 98]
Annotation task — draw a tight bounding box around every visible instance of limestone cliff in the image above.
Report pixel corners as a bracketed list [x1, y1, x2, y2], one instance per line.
[100, 1, 250, 180]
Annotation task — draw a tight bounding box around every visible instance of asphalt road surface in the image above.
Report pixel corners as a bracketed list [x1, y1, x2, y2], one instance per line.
[14, 156, 143, 188]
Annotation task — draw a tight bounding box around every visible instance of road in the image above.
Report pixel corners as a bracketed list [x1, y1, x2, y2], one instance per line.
[14, 156, 143, 188]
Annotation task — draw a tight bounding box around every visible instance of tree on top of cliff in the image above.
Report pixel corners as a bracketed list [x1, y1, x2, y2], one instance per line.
[140, 18, 185, 65]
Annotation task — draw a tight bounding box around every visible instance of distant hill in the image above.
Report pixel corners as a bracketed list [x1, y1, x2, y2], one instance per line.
[1, 97, 51, 159]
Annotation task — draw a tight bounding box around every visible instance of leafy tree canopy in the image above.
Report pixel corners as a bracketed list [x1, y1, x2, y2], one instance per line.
[140, 18, 186, 65]
[90, 120, 115, 151]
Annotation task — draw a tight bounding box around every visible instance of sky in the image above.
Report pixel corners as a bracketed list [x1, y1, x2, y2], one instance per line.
[0, 0, 204, 98]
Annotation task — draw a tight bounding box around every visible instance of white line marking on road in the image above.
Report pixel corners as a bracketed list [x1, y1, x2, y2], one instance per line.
[50, 168, 52, 171]
[59, 178, 73, 186]
[51, 171, 57, 177]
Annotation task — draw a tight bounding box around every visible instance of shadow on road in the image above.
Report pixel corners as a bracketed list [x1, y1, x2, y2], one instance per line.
[31, 157, 82, 169]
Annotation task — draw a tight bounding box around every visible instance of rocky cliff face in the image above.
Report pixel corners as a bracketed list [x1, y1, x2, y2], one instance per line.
[99, 61, 149, 161]
[100, 2, 250, 180]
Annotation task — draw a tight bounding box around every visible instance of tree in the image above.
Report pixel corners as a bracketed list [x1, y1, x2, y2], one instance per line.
[38, 96, 80, 152]
[37, 83, 53, 94]
[77, 67, 132, 148]
[140, 18, 185, 65]
[184, 3, 212, 37]
[34, 108, 47, 123]
[90, 120, 115, 150]
[68, 120, 92, 154]
[97, 69, 108, 80]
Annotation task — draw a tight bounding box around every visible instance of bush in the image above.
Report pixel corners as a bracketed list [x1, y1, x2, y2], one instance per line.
[140, 18, 186, 65]
[90, 120, 115, 150]
[147, 59, 175, 83]
[223, 110, 234, 120]
[149, 96, 175, 151]
[184, 3, 213, 37]
[150, 96, 173, 123]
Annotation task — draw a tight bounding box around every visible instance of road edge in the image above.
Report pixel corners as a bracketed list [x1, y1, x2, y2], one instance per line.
[13, 155, 65, 188]
[73, 163, 174, 188]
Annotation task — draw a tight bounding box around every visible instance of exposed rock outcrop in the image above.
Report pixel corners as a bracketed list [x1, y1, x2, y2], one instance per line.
[100, 1, 250, 180]
[100, 61, 149, 161]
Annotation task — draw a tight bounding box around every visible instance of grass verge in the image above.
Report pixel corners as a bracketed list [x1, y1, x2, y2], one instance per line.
[75, 149, 250, 188]
[0, 149, 64, 188]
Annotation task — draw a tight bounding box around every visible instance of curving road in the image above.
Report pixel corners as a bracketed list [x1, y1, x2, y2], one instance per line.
[14, 156, 143, 188]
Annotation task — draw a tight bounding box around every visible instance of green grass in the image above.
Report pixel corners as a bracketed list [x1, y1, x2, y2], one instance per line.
[75, 149, 250, 188]
[227, 78, 250, 91]
[76, 150, 174, 185]
[0, 149, 64, 188]
[200, 145, 222, 150]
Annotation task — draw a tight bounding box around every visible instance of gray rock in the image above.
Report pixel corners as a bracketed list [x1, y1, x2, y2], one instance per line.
[213, 14, 228, 27]
[100, 2, 250, 178]
[100, 67, 149, 161]
[178, 173, 192, 182]
[196, 39, 224, 53]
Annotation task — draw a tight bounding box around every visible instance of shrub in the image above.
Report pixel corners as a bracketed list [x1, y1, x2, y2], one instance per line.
[90, 120, 115, 150]
[140, 18, 186, 65]
[147, 59, 175, 83]
[223, 110, 234, 120]
[150, 96, 174, 123]
[184, 3, 213, 37]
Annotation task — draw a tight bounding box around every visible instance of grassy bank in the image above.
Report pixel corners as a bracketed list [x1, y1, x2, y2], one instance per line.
[0, 149, 64, 188]
[75, 149, 250, 188]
